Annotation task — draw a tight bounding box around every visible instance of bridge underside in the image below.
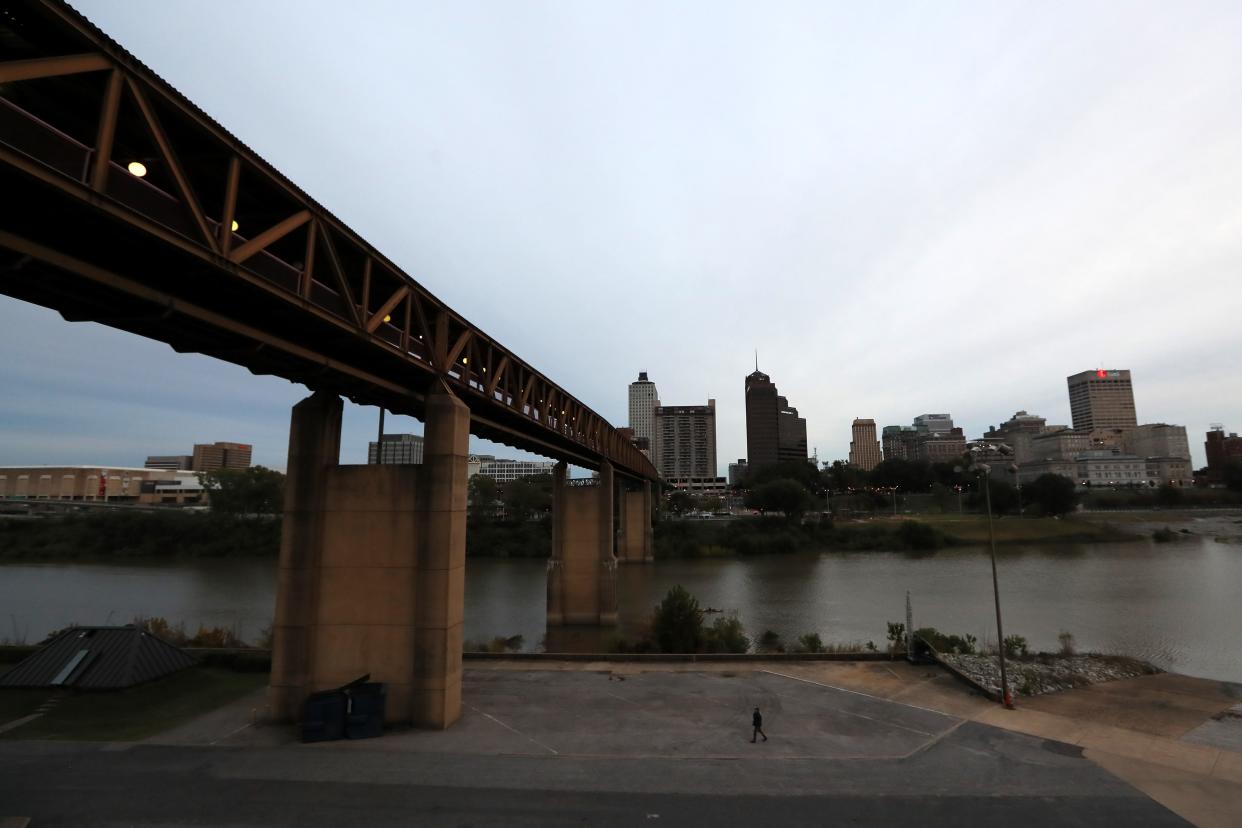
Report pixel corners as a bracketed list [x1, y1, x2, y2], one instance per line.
[2, 0, 661, 731]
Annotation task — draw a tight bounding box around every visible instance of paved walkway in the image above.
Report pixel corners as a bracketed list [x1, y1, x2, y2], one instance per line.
[4, 660, 1238, 826]
[484, 659, 1242, 827]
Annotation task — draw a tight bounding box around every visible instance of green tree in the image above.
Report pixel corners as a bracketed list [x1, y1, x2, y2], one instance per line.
[468, 475, 500, 522]
[870, 459, 933, 492]
[666, 489, 695, 515]
[796, 632, 825, 653]
[503, 474, 552, 522]
[703, 614, 750, 653]
[745, 478, 815, 521]
[198, 466, 284, 515]
[1223, 462, 1242, 493]
[1155, 483, 1183, 508]
[1024, 473, 1078, 516]
[886, 621, 905, 657]
[968, 479, 1019, 515]
[745, 460, 826, 496]
[824, 460, 868, 493]
[651, 585, 704, 653]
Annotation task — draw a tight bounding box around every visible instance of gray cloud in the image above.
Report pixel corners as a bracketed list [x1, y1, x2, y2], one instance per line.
[3, 0, 1240, 470]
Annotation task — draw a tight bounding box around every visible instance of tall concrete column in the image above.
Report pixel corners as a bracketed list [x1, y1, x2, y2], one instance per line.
[412, 385, 470, 729]
[547, 461, 618, 625]
[617, 480, 654, 563]
[269, 391, 341, 721]
[545, 462, 567, 626]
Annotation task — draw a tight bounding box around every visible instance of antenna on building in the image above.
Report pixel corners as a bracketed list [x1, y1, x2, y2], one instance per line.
[754, 349, 759, 372]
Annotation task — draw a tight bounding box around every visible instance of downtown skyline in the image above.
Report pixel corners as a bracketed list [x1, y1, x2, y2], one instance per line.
[2, 1, 1241, 473]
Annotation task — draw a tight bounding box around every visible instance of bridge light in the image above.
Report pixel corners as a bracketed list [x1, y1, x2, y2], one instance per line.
[383, 314, 391, 323]
[462, 357, 468, 364]
[231, 220, 239, 232]
[127, 161, 147, 177]
[481, 367, 487, 372]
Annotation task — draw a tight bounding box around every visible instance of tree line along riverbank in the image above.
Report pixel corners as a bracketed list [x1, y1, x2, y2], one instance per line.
[0, 508, 1171, 561]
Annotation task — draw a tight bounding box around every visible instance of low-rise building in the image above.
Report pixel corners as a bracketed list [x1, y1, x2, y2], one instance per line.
[1075, 451, 1148, 487]
[666, 476, 730, 497]
[0, 466, 202, 504]
[191, 442, 252, 472]
[468, 455, 556, 482]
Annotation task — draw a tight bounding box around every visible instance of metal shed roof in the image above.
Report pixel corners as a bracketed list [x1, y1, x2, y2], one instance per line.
[0, 626, 196, 689]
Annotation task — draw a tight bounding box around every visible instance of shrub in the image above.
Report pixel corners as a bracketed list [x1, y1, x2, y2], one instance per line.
[703, 614, 750, 654]
[913, 626, 977, 655]
[1057, 631, 1077, 656]
[1003, 634, 1029, 658]
[896, 520, 945, 549]
[1024, 474, 1079, 516]
[651, 585, 704, 653]
[886, 621, 906, 653]
[757, 629, 785, 653]
[796, 632, 825, 653]
[1152, 526, 1177, 543]
[187, 625, 246, 648]
[138, 616, 188, 646]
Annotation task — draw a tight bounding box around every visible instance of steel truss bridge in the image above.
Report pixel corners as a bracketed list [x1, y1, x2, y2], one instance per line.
[0, 0, 657, 482]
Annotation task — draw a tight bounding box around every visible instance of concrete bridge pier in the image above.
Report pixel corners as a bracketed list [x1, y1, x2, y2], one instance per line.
[547, 461, 618, 626]
[268, 386, 468, 730]
[617, 481, 654, 563]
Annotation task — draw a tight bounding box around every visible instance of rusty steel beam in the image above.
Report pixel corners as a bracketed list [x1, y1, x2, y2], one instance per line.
[126, 77, 218, 253]
[317, 224, 360, 327]
[0, 229, 415, 399]
[229, 210, 311, 264]
[298, 218, 317, 298]
[0, 52, 110, 83]
[89, 69, 123, 192]
[366, 285, 408, 334]
[219, 156, 240, 255]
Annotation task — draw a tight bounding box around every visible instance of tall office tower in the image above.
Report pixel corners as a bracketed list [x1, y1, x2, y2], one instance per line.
[776, 396, 808, 464]
[913, 413, 954, 433]
[745, 368, 780, 471]
[1067, 369, 1137, 431]
[1205, 426, 1242, 482]
[728, 459, 749, 486]
[627, 372, 660, 460]
[368, 434, 425, 464]
[848, 419, 882, 470]
[191, 442, 252, 472]
[653, 399, 717, 479]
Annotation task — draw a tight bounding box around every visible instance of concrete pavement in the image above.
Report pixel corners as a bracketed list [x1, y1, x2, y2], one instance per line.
[0, 665, 1202, 826]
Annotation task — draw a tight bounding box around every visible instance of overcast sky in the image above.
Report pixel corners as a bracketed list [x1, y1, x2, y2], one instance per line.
[3, 0, 1241, 472]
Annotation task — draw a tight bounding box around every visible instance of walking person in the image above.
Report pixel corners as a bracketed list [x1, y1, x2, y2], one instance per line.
[751, 706, 768, 743]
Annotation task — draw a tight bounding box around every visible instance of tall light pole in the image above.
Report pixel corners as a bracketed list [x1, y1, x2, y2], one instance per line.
[376, 407, 386, 465]
[969, 443, 1014, 709]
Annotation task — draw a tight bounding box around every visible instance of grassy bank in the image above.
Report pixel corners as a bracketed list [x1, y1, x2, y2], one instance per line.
[0, 665, 266, 741]
[655, 516, 955, 557]
[913, 514, 1141, 545]
[0, 511, 278, 559]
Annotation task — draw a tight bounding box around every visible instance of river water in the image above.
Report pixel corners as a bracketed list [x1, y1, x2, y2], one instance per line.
[2, 537, 1239, 683]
